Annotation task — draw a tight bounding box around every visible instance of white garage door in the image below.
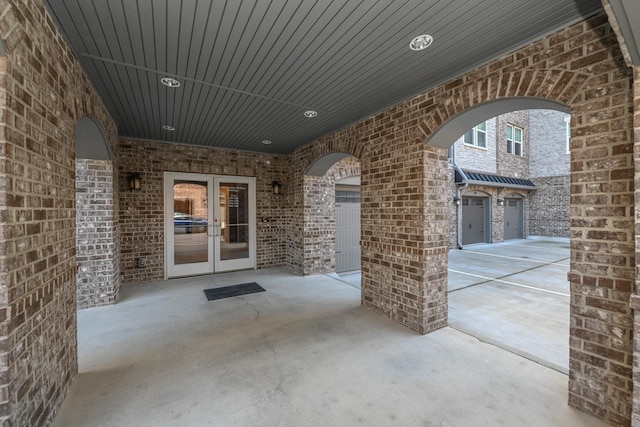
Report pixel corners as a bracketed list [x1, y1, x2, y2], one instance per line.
[335, 190, 360, 273]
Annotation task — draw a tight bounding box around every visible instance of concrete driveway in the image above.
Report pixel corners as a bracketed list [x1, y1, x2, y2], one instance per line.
[334, 237, 571, 373]
[448, 237, 570, 373]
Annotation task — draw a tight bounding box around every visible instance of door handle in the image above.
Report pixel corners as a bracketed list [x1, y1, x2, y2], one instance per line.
[207, 224, 214, 237]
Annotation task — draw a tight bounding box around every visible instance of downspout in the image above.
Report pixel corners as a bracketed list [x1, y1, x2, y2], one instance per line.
[451, 144, 468, 249]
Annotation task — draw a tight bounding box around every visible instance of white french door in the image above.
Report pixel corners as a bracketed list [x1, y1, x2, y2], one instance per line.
[165, 172, 256, 279]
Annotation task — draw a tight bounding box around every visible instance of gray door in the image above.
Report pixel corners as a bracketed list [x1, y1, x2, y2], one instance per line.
[335, 190, 360, 273]
[504, 198, 524, 240]
[462, 197, 488, 245]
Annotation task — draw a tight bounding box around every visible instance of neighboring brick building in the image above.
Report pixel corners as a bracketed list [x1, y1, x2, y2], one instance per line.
[450, 109, 570, 247]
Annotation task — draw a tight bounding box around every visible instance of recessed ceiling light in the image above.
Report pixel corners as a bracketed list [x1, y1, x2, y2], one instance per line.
[261, 140, 272, 145]
[160, 77, 181, 87]
[162, 125, 176, 131]
[304, 110, 318, 118]
[409, 34, 433, 51]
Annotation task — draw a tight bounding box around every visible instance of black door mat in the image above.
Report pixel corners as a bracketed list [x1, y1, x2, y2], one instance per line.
[204, 282, 265, 301]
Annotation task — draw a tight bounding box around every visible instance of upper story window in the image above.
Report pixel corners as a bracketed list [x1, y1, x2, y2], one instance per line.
[463, 121, 487, 148]
[506, 124, 523, 156]
[564, 116, 571, 154]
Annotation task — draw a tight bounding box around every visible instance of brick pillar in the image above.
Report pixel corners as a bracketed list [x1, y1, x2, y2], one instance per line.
[631, 65, 640, 427]
[361, 138, 449, 334]
[76, 159, 120, 308]
[302, 174, 336, 275]
[568, 68, 635, 424]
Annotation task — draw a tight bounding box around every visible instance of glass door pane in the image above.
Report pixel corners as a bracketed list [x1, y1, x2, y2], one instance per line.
[165, 173, 214, 278]
[173, 180, 209, 264]
[215, 178, 255, 272]
[219, 183, 249, 260]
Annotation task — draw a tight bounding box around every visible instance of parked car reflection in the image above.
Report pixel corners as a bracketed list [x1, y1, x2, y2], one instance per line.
[174, 213, 208, 233]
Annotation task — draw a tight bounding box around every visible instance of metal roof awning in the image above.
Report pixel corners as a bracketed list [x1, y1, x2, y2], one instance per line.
[455, 170, 536, 191]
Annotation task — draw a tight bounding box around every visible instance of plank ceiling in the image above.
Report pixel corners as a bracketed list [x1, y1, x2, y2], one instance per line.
[44, 0, 604, 154]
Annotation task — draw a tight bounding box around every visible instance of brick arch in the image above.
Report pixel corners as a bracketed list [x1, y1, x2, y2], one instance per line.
[421, 70, 589, 149]
[326, 156, 360, 181]
[76, 116, 112, 160]
[298, 129, 364, 177]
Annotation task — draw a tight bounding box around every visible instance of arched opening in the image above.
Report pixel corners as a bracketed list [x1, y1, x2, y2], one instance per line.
[75, 116, 120, 308]
[300, 154, 360, 276]
[434, 102, 573, 375]
[305, 152, 353, 176]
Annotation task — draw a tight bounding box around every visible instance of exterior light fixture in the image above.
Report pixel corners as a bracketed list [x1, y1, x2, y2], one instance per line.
[304, 110, 318, 118]
[261, 140, 272, 145]
[162, 125, 176, 131]
[128, 172, 141, 191]
[497, 198, 504, 206]
[272, 181, 282, 195]
[160, 77, 181, 87]
[453, 196, 461, 205]
[409, 34, 433, 51]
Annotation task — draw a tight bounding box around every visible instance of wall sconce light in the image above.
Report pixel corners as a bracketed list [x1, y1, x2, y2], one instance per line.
[128, 172, 141, 191]
[497, 198, 504, 206]
[272, 181, 282, 195]
[453, 196, 461, 205]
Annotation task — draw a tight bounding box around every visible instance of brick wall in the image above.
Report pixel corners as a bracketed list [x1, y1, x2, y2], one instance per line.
[631, 65, 640, 427]
[529, 175, 571, 237]
[528, 109, 571, 238]
[295, 13, 634, 425]
[530, 109, 571, 177]
[453, 117, 497, 173]
[76, 159, 120, 309]
[496, 110, 530, 178]
[0, 1, 118, 425]
[118, 139, 288, 283]
[302, 157, 360, 275]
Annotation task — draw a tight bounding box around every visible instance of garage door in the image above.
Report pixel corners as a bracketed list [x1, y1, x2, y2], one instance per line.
[335, 190, 360, 273]
[462, 197, 488, 245]
[504, 198, 524, 240]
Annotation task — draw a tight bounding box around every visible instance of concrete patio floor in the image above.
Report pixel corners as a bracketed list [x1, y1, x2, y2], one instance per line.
[52, 239, 609, 426]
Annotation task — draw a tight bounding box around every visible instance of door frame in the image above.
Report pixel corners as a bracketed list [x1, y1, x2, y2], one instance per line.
[164, 172, 256, 279]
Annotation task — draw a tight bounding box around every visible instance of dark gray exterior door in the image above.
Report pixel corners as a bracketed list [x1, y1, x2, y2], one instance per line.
[504, 198, 524, 240]
[462, 197, 488, 245]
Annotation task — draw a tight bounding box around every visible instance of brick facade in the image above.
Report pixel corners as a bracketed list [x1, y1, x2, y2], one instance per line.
[529, 175, 571, 237]
[0, 1, 118, 425]
[453, 118, 497, 173]
[295, 13, 635, 426]
[117, 139, 288, 283]
[530, 109, 571, 177]
[496, 110, 530, 178]
[76, 159, 120, 309]
[631, 65, 640, 427]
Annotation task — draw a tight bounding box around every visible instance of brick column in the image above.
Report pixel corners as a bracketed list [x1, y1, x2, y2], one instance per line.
[361, 137, 449, 334]
[632, 65, 640, 427]
[568, 65, 635, 424]
[76, 159, 120, 308]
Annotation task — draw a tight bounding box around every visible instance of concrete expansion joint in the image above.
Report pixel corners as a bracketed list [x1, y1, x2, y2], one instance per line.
[449, 325, 568, 375]
[448, 255, 569, 294]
